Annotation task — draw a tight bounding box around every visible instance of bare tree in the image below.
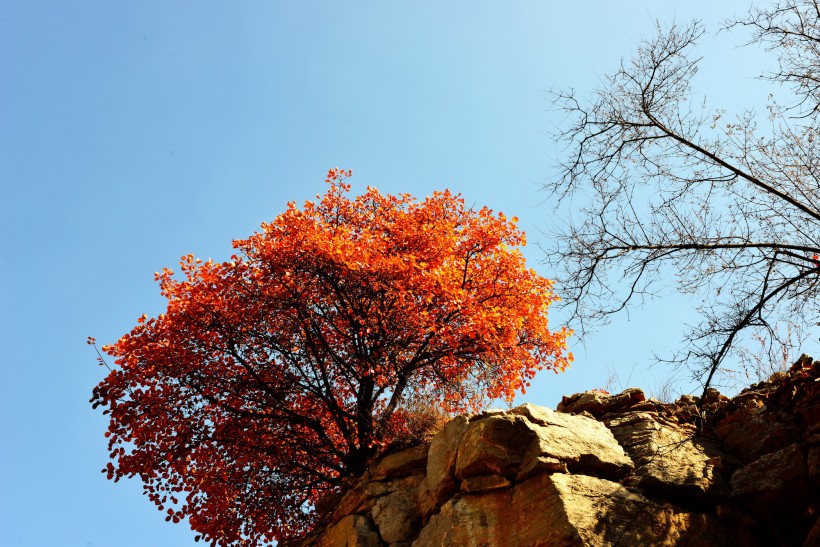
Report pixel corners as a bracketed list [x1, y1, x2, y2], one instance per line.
[546, 2, 820, 406]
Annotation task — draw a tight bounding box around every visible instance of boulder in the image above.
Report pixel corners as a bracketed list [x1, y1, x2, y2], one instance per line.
[371, 490, 420, 544]
[331, 474, 423, 525]
[715, 407, 801, 464]
[730, 442, 809, 520]
[557, 387, 646, 417]
[512, 403, 633, 480]
[414, 473, 576, 547]
[454, 414, 533, 480]
[547, 473, 748, 547]
[604, 411, 732, 504]
[414, 472, 747, 547]
[370, 444, 429, 480]
[416, 415, 468, 519]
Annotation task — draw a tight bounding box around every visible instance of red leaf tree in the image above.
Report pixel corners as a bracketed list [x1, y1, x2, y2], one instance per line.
[91, 169, 571, 545]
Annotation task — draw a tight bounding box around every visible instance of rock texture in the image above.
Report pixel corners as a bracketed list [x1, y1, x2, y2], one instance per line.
[286, 356, 820, 546]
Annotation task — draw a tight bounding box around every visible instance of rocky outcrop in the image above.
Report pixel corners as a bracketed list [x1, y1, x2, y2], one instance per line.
[289, 356, 820, 546]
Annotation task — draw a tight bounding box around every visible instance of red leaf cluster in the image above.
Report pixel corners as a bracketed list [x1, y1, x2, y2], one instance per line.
[91, 170, 571, 545]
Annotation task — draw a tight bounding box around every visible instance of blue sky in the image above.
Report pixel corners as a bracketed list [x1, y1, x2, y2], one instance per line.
[3, 1, 814, 546]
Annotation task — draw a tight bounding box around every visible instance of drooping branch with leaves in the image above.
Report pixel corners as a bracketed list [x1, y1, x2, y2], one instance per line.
[546, 2, 820, 401]
[91, 169, 570, 546]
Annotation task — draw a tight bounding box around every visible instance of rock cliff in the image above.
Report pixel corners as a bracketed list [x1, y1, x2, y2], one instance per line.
[286, 356, 820, 546]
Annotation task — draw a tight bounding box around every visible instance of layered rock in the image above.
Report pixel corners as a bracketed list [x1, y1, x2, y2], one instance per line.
[287, 356, 820, 546]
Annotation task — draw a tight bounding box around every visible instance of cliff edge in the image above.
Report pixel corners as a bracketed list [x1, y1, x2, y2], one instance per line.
[287, 356, 820, 546]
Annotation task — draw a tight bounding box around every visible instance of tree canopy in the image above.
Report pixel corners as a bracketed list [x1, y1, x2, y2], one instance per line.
[91, 169, 570, 545]
[546, 1, 820, 399]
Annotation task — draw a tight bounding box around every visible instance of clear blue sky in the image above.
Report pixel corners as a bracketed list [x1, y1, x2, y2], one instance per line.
[3, 2, 813, 546]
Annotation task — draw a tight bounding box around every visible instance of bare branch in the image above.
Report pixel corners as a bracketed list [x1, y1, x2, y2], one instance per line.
[547, 12, 820, 402]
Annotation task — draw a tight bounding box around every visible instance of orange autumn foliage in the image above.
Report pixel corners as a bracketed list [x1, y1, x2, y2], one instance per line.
[91, 169, 571, 545]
